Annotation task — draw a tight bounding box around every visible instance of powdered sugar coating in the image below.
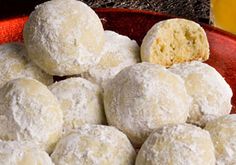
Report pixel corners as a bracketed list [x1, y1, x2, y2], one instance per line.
[0, 140, 54, 165]
[81, 30, 140, 88]
[51, 124, 136, 165]
[169, 61, 233, 126]
[23, 0, 105, 76]
[49, 77, 106, 133]
[205, 114, 236, 165]
[0, 42, 53, 88]
[103, 62, 191, 147]
[136, 124, 216, 165]
[0, 78, 63, 153]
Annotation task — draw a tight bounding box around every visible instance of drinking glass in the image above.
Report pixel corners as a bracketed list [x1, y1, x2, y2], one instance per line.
[210, 0, 236, 34]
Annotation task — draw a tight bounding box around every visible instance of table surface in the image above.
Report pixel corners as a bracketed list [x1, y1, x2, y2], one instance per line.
[0, 0, 210, 23]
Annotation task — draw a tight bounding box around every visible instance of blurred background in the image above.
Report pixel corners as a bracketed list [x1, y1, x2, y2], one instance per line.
[0, 0, 210, 23]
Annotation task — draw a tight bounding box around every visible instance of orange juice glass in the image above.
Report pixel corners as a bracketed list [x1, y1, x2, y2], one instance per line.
[211, 0, 236, 34]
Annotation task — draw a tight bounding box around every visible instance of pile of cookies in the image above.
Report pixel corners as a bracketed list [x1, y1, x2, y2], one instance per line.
[0, 0, 234, 165]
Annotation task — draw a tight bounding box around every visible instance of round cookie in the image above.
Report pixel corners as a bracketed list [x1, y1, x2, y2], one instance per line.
[141, 18, 209, 67]
[0, 78, 63, 153]
[103, 62, 191, 147]
[49, 77, 106, 133]
[23, 0, 105, 76]
[169, 61, 233, 126]
[136, 124, 216, 165]
[0, 140, 54, 165]
[205, 114, 236, 165]
[81, 30, 140, 88]
[51, 124, 136, 165]
[0, 42, 53, 88]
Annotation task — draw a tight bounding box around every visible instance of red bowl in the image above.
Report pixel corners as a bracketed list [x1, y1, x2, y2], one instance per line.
[0, 8, 236, 113]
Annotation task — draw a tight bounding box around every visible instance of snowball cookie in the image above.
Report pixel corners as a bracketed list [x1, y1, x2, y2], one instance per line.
[51, 124, 136, 165]
[205, 114, 236, 165]
[169, 61, 233, 126]
[0, 78, 63, 153]
[81, 30, 140, 88]
[0, 42, 53, 88]
[0, 140, 54, 165]
[103, 62, 191, 147]
[23, 0, 105, 76]
[136, 124, 216, 165]
[49, 77, 106, 133]
[141, 18, 209, 67]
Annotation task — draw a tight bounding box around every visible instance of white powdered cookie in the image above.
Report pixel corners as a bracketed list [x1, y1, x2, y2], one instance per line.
[0, 42, 53, 88]
[49, 77, 106, 133]
[205, 114, 236, 165]
[136, 124, 216, 165]
[51, 124, 136, 165]
[141, 18, 209, 67]
[23, 0, 104, 76]
[103, 62, 191, 147]
[0, 78, 63, 153]
[81, 30, 140, 88]
[0, 140, 54, 165]
[169, 61, 233, 126]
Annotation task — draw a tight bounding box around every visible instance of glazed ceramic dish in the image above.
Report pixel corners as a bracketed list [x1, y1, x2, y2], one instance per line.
[0, 8, 235, 113]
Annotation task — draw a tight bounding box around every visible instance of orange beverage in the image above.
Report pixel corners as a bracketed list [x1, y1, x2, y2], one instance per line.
[211, 0, 236, 34]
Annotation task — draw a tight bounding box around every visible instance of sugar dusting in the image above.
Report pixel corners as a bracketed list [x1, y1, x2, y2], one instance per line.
[49, 77, 106, 134]
[136, 124, 216, 165]
[51, 124, 136, 165]
[0, 43, 53, 88]
[169, 61, 233, 126]
[24, 0, 104, 76]
[0, 78, 63, 153]
[205, 114, 236, 165]
[103, 62, 191, 146]
[0, 140, 54, 165]
[82, 30, 140, 89]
